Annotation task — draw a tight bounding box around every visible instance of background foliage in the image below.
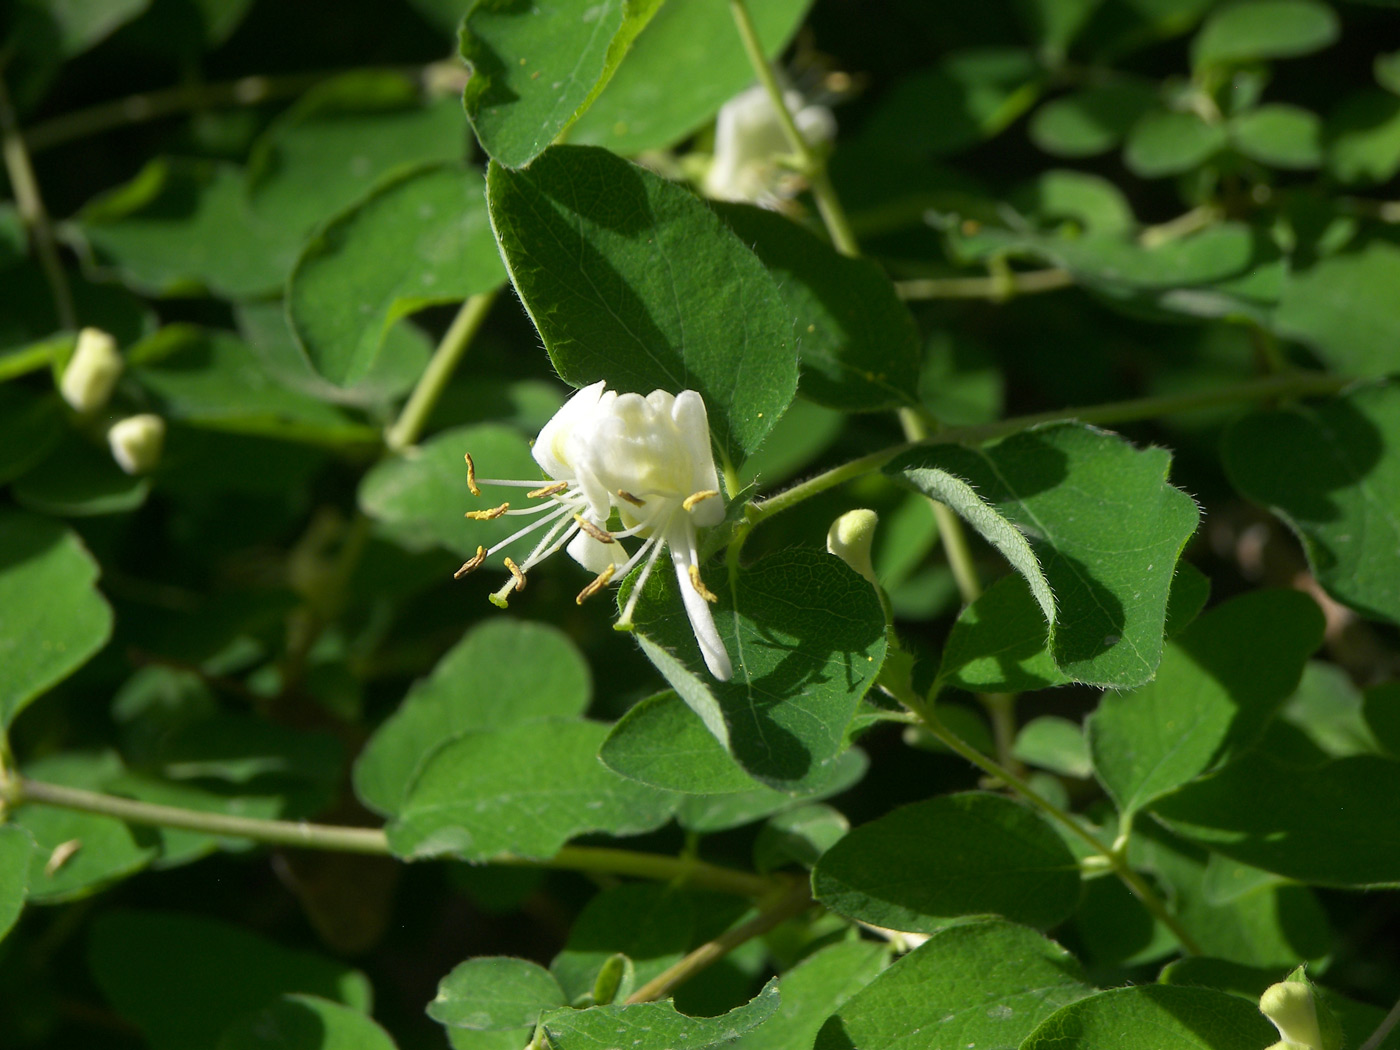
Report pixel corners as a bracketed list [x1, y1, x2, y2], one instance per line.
[2, 0, 1399, 1048]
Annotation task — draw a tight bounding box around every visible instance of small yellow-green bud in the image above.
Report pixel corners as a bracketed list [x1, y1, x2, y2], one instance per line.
[1260, 980, 1322, 1050]
[60, 327, 123, 412]
[826, 509, 879, 585]
[108, 414, 166, 475]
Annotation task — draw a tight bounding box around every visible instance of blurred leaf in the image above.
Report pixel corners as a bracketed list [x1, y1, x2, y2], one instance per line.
[0, 387, 63, 485]
[488, 145, 798, 462]
[12, 430, 150, 516]
[1230, 103, 1323, 168]
[539, 979, 779, 1050]
[753, 803, 848, 872]
[1029, 81, 1158, 157]
[1088, 590, 1324, 816]
[1015, 716, 1092, 778]
[1124, 109, 1226, 177]
[429, 957, 567, 1030]
[1364, 681, 1400, 756]
[1279, 661, 1379, 758]
[1326, 89, 1400, 184]
[713, 203, 920, 412]
[733, 940, 888, 1050]
[626, 548, 886, 791]
[387, 719, 677, 860]
[0, 826, 35, 943]
[461, 0, 662, 168]
[736, 398, 845, 491]
[288, 164, 502, 388]
[1192, 0, 1339, 68]
[675, 748, 868, 834]
[17, 0, 150, 57]
[568, 0, 813, 154]
[217, 994, 397, 1050]
[0, 511, 113, 726]
[1021, 985, 1277, 1049]
[815, 921, 1093, 1050]
[918, 332, 1004, 427]
[89, 909, 371, 1050]
[1274, 249, 1400, 376]
[1223, 380, 1400, 623]
[1016, 0, 1107, 63]
[355, 619, 591, 816]
[813, 793, 1081, 933]
[1015, 169, 1136, 235]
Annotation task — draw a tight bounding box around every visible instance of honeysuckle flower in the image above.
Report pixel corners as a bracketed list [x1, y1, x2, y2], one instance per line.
[107, 413, 165, 474]
[826, 509, 880, 586]
[703, 83, 836, 208]
[60, 327, 123, 412]
[1259, 979, 1324, 1050]
[457, 380, 733, 681]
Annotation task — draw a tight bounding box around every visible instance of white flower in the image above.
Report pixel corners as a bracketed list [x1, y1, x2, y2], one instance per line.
[703, 83, 836, 208]
[61, 327, 123, 412]
[1260, 981, 1323, 1050]
[107, 413, 165, 474]
[458, 381, 733, 681]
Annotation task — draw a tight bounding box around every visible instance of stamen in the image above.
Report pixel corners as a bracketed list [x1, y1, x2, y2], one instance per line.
[689, 564, 718, 603]
[465, 502, 510, 520]
[464, 452, 481, 496]
[486, 503, 575, 558]
[528, 481, 569, 498]
[504, 557, 526, 593]
[574, 515, 615, 544]
[617, 490, 646, 507]
[575, 564, 616, 604]
[682, 489, 719, 512]
[453, 546, 487, 578]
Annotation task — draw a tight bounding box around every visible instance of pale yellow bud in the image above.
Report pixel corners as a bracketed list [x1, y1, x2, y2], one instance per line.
[107, 414, 166, 475]
[60, 328, 123, 412]
[1260, 981, 1322, 1050]
[826, 509, 879, 585]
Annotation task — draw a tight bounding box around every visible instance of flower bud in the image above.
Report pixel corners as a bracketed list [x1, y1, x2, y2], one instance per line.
[1260, 980, 1322, 1050]
[108, 414, 166, 475]
[60, 327, 123, 412]
[827, 509, 879, 586]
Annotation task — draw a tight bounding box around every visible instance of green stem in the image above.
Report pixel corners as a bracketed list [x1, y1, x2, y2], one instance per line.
[9, 777, 776, 897]
[0, 74, 76, 331]
[385, 288, 500, 452]
[896, 268, 1074, 301]
[747, 371, 1349, 528]
[625, 877, 814, 1002]
[727, 0, 860, 257]
[884, 682, 1204, 955]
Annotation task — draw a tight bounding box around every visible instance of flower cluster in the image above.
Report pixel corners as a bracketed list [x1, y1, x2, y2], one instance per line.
[457, 381, 733, 680]
[703, 83, 836, 208]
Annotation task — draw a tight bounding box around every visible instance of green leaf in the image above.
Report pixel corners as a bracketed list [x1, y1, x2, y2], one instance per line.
[626, 548, 886, 790]
[894, 423, 1200, 688]
[429, 957, 567, 1030]
[0, 386, 63, 485]
[1152, 752, 1400, 886]
[1274, 249, 1400, 376]
[1088, 589, 1324, 816]
[1280, 661, 1380, 758]
[288, 164, 503, 388]
[539, 979, 780, 1050]
[217, 994, 397, 1050]
[1015, 716, 1093, 778]
[0, 825, 34, 943]
[1192, 0, 1339, 68]
[0, 512, 114, 726]
[1222, 381, 1400, 623]
[602, 690, 763, 794]
[917, 332, 1005, 427]
[25, 0, 149, 57]
[753, 803, 848, 872]
[1021, 984, 1278, 1050]
[567, 0, 813, 155]
[12, 430, 150, 517]
[815, 921, 1093, 1050]
[355, 619, 590, 816]
[89, 909, 371, 1050]
[550, 883, 696, 1003]
[1365, 681, 1400, 757]
[487, 144, 798, 462]
[1326, 90, 1400, 185]
[935, 574, 1069, 693]
[461, 0, 663, 168]
[1015, 169, 1137, 236]
[1124, 109, 1227, 177]
[1230, 103, 1323, 168]
[1029, 82, 1159, 158]
[732, 940, 888, 1050]
[675, 748, 868, 834]
[812, 793, 1081, 933]
[359, 423, 538, 560]
[712, 203, 919, 412]
[387, 719, 677, 860]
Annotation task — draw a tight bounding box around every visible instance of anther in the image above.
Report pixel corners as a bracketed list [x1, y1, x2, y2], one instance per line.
[464, 452, 481, 496]
[573, 515, 615, 544]
[682, 489, 719, 512]
[617, 490, 646, 507]
[465, 502, 510, 520]
[504, 557, 526, 592]
[689, 564, 718, 603]
[528, 481, 569, 498]
[453, 546, 487, 578]
[575, 564, 616, 604]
